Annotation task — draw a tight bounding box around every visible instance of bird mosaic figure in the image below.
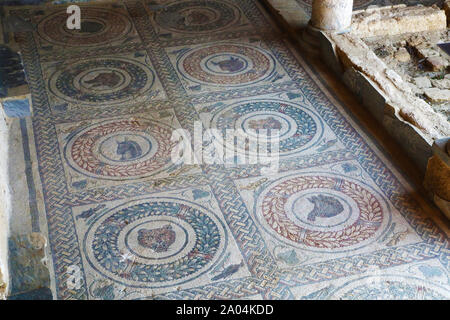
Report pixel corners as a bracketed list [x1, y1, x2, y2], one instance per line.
[211, 261, 244, 281]
[241, 178, 268, 191]
[212, 56, 245, 73]
[84, 71, 121, 89]
[78, 204, 106, 220]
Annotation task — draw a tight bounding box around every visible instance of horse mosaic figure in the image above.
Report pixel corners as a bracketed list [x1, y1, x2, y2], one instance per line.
[116, 138, 143, 161]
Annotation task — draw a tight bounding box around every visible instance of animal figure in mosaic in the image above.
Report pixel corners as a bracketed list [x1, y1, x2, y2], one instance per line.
[83, 71, 121, 88]
[78, 204, 106, 220]
[212, 56, 244, 73]
[276, 249, 299, 265]
[211, 261, 244, 281]
[417, 265, 445, 279]
[92, 283, 115, 300]
[240, 178, 268, 191]
[380, 222, 409, 247]
[79, 21, 104, 34]
[386, 228, 409, 246]
[307, 195, 344, 222]
[248, 117, 282, 131]
[301, 285, 334, 300]
[116, 138, 142, 161]
[182, 11, 211, 26]
[168, 164, 197, 177]
[316, 138, 338, 152]
[137, 224, 176, 253]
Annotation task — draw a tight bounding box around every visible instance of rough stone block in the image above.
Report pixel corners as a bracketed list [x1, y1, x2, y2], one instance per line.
[319, 31, 344, 75]
[383, 109, 433, 173]
[352, 6, 447, 37]
[1, 97, 31, 118]
[424, 88, 450, 103]
[343, 68, 387, 123]
[416, 47, 440, 60]
[394, 47, 411, 62]
[425, 56, 448, 71]
[414, 76, 432, 89]
[0, 269, 5, 300]
[7, 233, 51, 299]
[444, 1, 450, 25]
[424, 138, 450, 219]
[431, 78, 450, 90]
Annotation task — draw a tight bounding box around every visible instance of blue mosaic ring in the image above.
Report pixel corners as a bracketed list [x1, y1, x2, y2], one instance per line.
[211, 99, 324, 156]
[84, 198, 228, 288]
[49, 58, 155, 105]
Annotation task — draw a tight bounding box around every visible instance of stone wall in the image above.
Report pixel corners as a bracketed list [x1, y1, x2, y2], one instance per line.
[0, 107, 12, 298]
[0, 2, 53, 299]
[0, 106, 53, 299]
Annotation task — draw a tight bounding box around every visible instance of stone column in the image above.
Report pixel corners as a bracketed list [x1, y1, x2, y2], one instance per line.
[300, 0, 354, 55]
[311, 0, 354, 32]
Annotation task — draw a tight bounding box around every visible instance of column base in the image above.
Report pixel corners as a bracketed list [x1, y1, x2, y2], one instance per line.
[298, 22, 322, 56]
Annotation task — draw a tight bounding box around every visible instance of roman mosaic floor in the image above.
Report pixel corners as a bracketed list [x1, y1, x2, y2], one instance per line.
[4, 0, 450, 299]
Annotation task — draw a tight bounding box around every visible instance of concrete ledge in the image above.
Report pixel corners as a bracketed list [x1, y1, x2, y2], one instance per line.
[341, 67, 387, 123]
[382, 110, 434, 171]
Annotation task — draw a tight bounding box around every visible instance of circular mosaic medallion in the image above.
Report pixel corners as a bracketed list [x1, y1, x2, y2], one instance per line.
[37, 8, 132, 47]
[64, 118, 177, 180]
[84, 198, 227, 288]
[300, 0, 375, 9]
[330, 275, 450, 300]
[178, 44, 276, 87]
[255, 173, 391, 252]
[49, 58, 155, 105]
[211, 100, 323, 156]
[154, 0, 240, 34]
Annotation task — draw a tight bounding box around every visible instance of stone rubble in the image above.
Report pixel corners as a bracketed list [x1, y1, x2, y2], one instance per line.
[330, 32, 450, 141]
[444, 0, 450, 24]
[394, 47, 411, 62]
[424, 88, 450, 103]
[0, 268, 5, 300]
[414, 76, 432, 89]
[426, 56, 449, 71]
[365, 28, 450, 121]
[432, 78, 450, 89]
